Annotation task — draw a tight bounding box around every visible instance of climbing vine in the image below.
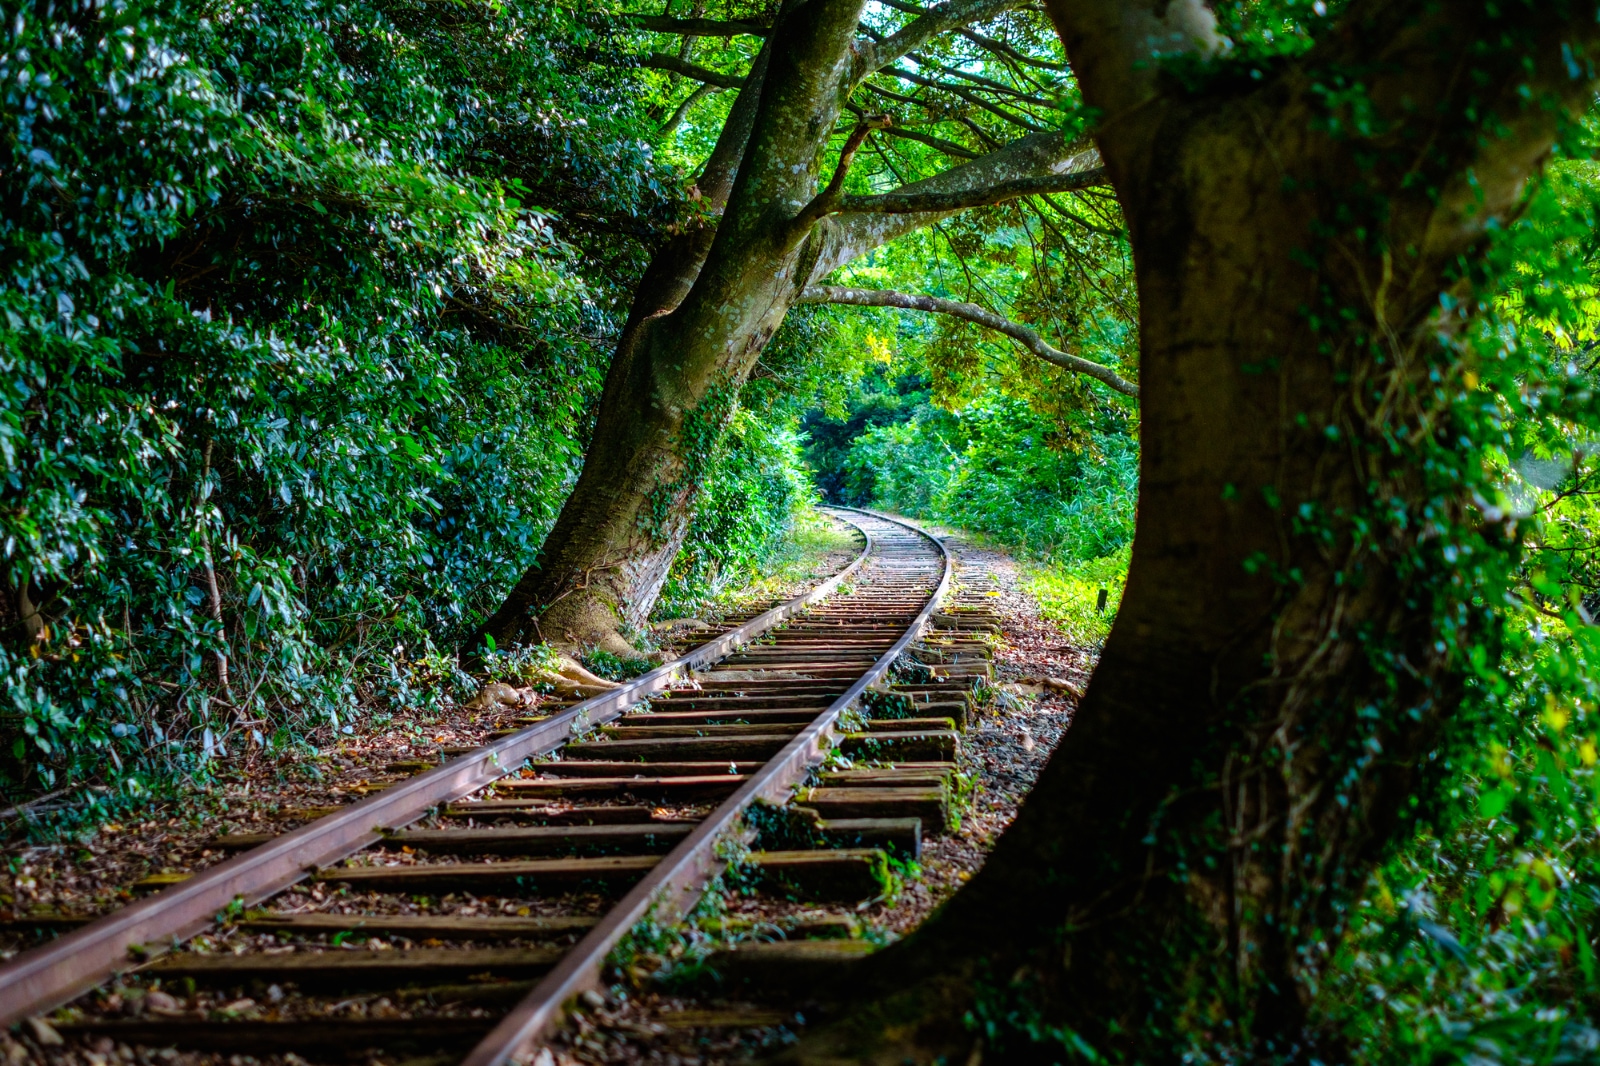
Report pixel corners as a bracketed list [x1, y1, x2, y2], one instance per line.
[639, 374, 744, 546]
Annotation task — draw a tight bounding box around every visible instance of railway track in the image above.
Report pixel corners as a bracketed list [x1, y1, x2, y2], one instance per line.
[0, 509, 1001, 1064]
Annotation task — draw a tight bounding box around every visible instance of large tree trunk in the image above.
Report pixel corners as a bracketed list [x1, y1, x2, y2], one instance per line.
[782, 2, 1600, 1062]
[472, 31, 778, 654]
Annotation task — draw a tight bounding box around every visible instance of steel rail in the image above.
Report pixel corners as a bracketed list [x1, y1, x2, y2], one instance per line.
[0, 516, 879, 1028]
[460, 507, 953, 1066]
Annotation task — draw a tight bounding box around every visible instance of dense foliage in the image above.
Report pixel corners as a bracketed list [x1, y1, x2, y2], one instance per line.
[655, 413, 813, 620]
[0, 0, 807, 802]
[1303, 156, 1600, 1065]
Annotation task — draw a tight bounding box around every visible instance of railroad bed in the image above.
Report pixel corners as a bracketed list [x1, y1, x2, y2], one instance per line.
[0, 509, 1002, 1065]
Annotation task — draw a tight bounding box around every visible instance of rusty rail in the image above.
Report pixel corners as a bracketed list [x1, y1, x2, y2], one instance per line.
[459, 506, 952, 1066]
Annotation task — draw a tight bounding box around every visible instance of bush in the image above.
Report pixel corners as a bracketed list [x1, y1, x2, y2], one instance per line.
[837, 393, 1138, 569]
[0, 0, 662, 799]
[1024, 546, 1130, 647]
[654, 412, 816, 620]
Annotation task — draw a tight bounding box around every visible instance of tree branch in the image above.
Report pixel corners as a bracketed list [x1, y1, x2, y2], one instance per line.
[856, 0, 1025, 81]
[838, 165, 1106, 213]
[806, 131, 1102, 280]
[630, 15, 771, 36]
[860, 83, 1002, 150]
[800, 284, 1138, 396]
[794, 116, 892, 230]
[694, 38, 776, 210]
[618, 33, 775, 322]
[874, 0, 1069, 70]
[906, 49, 1056, 105]
[629, 53, 745, 89]
[660, 83, 721, 136]
[958, 25, 1069, 72]
[863, 79, 930, 111]
[878, 65, 1052, 131]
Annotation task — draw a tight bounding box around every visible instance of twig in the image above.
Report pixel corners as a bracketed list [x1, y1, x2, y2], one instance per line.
[198, 439, 233, 697]
[792, 115, 893, 232]
[0, 787, 75, 822]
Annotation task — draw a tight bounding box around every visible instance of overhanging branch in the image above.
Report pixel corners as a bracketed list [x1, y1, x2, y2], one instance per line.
[907, 49, 1055, 102]
[879, 124, 982, 160]
[798, 285, 1139, 397]
[628, 53, 745, 89]
[959, 26, 1069, 72]
[629, 15, 771, 36]
[857, 0, 1024, 81]
[874, 0, 1069, 70]
[838, 167, 1108, 213]
[807, 133, 1105, 281]
[844, 101, 982, 159]
[878, 65, 1051, 132]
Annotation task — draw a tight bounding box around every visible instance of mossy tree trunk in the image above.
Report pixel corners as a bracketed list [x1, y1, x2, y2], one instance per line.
[478, 0, 1110, 653]
[783, 2, 1600, 1061]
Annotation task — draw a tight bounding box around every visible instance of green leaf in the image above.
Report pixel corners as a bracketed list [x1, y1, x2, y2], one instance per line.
[1478, 786, 1511, 819]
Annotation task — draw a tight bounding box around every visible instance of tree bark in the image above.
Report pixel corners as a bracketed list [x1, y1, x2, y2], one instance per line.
[781, 2, 1600, 1061]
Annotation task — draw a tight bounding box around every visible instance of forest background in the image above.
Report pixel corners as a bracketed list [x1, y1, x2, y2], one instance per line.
[6, 0, 1600, 1061]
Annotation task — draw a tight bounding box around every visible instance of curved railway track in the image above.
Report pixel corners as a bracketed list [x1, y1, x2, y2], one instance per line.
[0, 509, 1000, 1064]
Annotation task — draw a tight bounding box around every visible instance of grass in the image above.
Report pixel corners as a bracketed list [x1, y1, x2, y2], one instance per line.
[862, 506, 1130, 648]
[1023, 544, 1130, 647]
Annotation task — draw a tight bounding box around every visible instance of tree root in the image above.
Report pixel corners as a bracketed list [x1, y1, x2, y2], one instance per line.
[465, 656, 622, 712]
[535, 590, 658, 660]
[650, 617, 711, 637]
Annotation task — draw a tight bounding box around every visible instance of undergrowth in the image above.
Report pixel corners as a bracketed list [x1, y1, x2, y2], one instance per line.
[659, 507, 861, 624]
[1024, 545, 1130, 647]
